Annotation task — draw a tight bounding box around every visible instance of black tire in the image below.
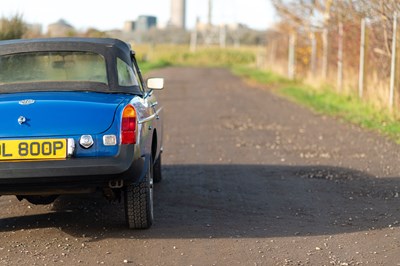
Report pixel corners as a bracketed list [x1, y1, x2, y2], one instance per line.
[153, 154, 162, 183]
[124, 157, 154, 229]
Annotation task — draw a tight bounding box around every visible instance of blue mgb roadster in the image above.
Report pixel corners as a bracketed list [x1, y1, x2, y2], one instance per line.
[0, 38, 164, 229]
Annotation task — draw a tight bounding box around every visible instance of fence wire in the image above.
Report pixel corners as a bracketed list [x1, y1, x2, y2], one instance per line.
[263, 15, 400, 111]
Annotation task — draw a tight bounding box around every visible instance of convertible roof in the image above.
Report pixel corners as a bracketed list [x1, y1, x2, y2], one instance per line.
[0, 38, 131, 59]
[0, 38, 143, 95]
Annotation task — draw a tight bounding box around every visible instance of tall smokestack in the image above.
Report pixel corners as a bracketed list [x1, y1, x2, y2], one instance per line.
[171, 0, 186, 29]
[208, 0, 212, 26]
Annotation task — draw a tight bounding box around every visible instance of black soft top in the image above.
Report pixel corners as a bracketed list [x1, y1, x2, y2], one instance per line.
[0, 38, 143, 95]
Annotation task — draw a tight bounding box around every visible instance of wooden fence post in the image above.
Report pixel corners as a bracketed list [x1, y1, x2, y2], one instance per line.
[288, 33, 296, 79]
[310, 32, 317, 77]
[358, 18, 366, 99]
[337, 22, 344, 92]
[190, 25, 198, 53]
[269, 40, 277, 66]
[322, 27, 329, 79]
[389, 12, 397, 110]
[219, 25, 226, 48]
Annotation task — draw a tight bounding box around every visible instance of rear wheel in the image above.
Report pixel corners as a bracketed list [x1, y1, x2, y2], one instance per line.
[124, 158, 154, 229]
[153, 154, 162, 183]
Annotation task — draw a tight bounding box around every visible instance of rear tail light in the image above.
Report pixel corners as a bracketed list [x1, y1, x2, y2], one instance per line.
[121, 104, 137, 144]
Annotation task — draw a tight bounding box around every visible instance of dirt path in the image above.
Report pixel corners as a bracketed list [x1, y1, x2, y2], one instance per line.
[1, 67, 400, 265]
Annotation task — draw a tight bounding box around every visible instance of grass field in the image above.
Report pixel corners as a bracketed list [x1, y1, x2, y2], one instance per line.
[134, 44, 257, 69]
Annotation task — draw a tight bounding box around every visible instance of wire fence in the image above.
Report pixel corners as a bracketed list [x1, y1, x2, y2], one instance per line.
[261, 13, 400, 112]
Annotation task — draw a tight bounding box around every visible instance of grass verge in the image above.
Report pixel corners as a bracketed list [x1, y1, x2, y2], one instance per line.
[232, 66, 400, 143]
[139, 60, 171, 74]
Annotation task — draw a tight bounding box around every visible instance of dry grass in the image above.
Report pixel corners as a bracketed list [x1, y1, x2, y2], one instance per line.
[132, 44, 258, 67]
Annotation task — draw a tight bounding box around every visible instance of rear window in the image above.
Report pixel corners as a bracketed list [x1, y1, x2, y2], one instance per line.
[0, 51, 108, 85]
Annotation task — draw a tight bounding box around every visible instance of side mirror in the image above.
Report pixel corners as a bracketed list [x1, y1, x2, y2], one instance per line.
[147, 78, 164, 90]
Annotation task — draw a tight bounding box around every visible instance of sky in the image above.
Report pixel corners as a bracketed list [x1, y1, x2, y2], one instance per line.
[0, 0, 277, 32]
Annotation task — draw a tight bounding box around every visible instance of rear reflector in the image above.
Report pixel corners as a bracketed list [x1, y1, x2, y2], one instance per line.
[103, 135, 117, 146]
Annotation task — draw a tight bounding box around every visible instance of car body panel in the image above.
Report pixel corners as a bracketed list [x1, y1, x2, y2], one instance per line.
[0, 38, 164, 197]
[0, 91, 126, 138]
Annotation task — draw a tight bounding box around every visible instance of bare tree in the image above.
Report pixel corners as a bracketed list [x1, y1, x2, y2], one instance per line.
[272, 0, 369, 78]
[0, 14, 26, 40]
[272, 0, 333, 77]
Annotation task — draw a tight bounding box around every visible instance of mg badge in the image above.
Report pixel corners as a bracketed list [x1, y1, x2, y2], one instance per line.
[19, 99, 35, 105]
[18, 116, 27, 125]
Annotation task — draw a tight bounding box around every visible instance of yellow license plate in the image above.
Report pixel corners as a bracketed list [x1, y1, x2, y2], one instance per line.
[0, 139, 67, 161]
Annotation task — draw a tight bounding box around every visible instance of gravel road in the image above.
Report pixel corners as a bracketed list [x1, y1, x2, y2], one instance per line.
[1, 67, 400, 265]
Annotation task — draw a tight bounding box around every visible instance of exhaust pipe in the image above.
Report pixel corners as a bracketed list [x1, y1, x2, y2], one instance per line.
[109, 179, 124, 189]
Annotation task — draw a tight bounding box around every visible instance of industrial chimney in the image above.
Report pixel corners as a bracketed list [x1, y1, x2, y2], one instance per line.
[170, 0, 186, 29]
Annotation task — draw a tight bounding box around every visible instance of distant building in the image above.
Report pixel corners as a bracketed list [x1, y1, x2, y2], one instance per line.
[170, 0, 186, 29]
[136, 16, 157, 31]
[47, 19, 75, 37]
[25, 23, 43, 38]
[28, 23, 42, 34]
[123, 21, 136, 32]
